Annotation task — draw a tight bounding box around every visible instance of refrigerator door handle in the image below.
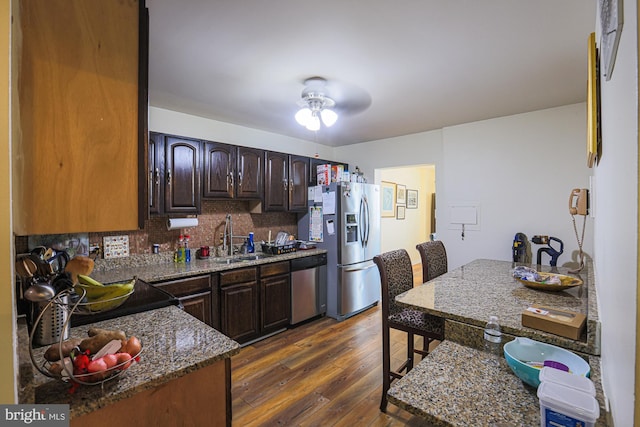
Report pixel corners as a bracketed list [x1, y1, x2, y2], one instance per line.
[341, 263, 378, 273]
[363, 196, 370, 247]
[359, 196, 366, 248]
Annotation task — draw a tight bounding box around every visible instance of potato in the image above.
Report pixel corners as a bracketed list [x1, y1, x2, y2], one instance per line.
[80, 330, 126, 355]
[87, 327, 126, 339]
[43, 337, 82, 362]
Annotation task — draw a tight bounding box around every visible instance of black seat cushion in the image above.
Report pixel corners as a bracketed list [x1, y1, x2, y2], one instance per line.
[389, 309, 444, 336]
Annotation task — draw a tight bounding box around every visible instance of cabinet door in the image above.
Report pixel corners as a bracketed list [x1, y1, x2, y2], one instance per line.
[264, 151, 288, 211]
[148, 132, 164, 215]
[15, 0, 146, 234]
[220, 281, 259, 343]
[261, 274, 290, 333]
[164, 136, 201, 214]
[179, 291, 212, 326]
[203, 141, 236, 199]
[288, 155, 309, 211]
[236, 146, 263, 199]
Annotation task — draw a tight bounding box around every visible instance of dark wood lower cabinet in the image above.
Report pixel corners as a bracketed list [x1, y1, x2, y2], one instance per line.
[153, 275, 212, 326]
[260, 262, 290, 333]
[219, 263, 290, 344]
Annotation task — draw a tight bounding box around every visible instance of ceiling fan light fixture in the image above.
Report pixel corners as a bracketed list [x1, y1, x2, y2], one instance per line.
[295, 107, 312, 126]
[305, 113, 321, 131]
[320, 108, 337, 127]
[295, 77, 339, 131]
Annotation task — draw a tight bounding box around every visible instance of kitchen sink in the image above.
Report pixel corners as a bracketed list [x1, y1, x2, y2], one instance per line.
[237, 254, 272, 261]
[211, 257, 244, 264]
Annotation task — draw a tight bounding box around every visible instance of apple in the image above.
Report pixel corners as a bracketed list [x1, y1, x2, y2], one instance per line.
[103, 354, 118, 369]
[87, 358, 108, 373]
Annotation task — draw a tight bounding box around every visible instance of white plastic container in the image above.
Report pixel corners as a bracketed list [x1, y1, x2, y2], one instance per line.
[538, 366, 596, 396]
[537, 381, 599, 427]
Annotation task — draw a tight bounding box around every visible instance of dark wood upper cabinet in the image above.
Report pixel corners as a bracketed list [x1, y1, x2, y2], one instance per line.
[164, 136, 201, 214]
[264, 151, 288, 211]
[264, 152, 308, 212]
[237, 146, 264, 199]
[289, 155, 309, 211]
[148, 132, 164, 215]
[203, 141, 236, 198]
[148, 133, 202, 215]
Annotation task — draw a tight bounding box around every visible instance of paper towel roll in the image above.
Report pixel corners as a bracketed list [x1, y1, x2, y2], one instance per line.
[167, 217, 199, 230]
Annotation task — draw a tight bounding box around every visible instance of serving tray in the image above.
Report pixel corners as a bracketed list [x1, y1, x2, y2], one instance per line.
[516, 272, 583, 291]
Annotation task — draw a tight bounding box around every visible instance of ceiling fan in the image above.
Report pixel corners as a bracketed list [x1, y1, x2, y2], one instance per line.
[294, 76, 371, 131]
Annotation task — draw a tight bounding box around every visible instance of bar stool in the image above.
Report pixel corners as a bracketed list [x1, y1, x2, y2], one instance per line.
[416, 240, 448, 282]
[374, 249, 444, 412]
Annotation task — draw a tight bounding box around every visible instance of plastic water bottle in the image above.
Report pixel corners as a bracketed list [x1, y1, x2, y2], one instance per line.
[483, 315, 502, 355]
[184, 235, 191, 263]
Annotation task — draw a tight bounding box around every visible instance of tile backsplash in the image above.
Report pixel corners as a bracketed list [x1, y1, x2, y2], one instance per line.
[15, 200, 300, 259]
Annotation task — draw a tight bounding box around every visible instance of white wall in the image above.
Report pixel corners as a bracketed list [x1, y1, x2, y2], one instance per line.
[439, 104, 593, 269]
[593, 1, 638, 424]
[337, 104, 592, 271]
[149, 106, 336, 160]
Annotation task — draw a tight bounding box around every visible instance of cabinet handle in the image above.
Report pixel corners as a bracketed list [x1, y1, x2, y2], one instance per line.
[238, 172, 242, 187]
[155, 168, 160, 185]
[283, 179, 288, 190]
[228, 171, 234, 189]
[167, 169, 172, 185]
[289, 179, 293, 195]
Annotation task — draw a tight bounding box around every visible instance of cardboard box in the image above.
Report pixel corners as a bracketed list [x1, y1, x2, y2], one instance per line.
[331, 165, 344, 182]
[521, 305, 586, 340]
[317, 164, 330, 185]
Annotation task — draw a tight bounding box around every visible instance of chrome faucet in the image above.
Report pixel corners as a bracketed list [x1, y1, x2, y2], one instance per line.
[223, 214, 234, 256]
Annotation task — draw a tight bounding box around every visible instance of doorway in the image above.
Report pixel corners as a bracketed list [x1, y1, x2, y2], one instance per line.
[375, 164, 436, 265]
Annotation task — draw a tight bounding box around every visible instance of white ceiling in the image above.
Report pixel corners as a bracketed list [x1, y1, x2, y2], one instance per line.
[147, 0, 596, 147]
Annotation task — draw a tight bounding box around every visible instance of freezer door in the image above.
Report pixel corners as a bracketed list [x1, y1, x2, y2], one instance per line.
[337, 260, 381, 317]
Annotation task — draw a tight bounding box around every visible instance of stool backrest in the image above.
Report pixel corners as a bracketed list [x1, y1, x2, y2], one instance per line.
[416, 240, 448, 282]
[374, 249, 414, 317]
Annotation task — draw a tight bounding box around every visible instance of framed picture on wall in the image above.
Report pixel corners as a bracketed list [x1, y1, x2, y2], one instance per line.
[396, 184, 406, 205]
[396, 205, 406, 220]
[381, 181, 396, 217]
[406, 189, 418, 209]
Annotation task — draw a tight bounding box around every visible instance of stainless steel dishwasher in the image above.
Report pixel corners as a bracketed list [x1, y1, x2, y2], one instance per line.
[290, 253, 327, 325]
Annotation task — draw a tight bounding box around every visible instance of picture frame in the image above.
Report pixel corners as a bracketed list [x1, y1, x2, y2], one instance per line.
[396, 184, 406, 205]
[406, 189, 418, 209]
[381, 181, 396, 217]
[396, 205, 406, 220]
[587, 32, 600, 168]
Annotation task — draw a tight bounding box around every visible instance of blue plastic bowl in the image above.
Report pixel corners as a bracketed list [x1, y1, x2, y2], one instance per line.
[503, 337, 590, 388]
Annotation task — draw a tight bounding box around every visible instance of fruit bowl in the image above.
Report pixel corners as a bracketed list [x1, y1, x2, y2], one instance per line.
[70, 277, 136, 314]
[63, 345, 142, 385]
[503, 337, 590, 388]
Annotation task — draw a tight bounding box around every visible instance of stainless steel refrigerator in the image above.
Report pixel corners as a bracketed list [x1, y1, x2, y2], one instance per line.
[298, 182, 381, 321]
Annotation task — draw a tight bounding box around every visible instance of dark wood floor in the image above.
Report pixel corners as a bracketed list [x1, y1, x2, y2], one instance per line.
[231, 265, 438, 426]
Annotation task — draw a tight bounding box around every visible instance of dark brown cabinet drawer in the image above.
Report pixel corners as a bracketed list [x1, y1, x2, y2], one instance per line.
[260, 261, 290, 278]
[220, 267, 257, 286]
[155, 275, 211, 297]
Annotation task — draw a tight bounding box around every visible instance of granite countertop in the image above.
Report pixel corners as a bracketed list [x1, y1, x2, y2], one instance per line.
[91, 248, 327, 284]
[396, 259, 599, 355]
[388, 340, 607, 426]
[19, 306, 240, 418]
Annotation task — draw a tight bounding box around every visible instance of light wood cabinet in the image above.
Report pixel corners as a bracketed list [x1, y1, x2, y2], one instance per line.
[14, 0, 148, 234]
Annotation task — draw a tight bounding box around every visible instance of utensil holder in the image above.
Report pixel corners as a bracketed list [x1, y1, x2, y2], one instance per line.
[29, 294, 70, 347]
